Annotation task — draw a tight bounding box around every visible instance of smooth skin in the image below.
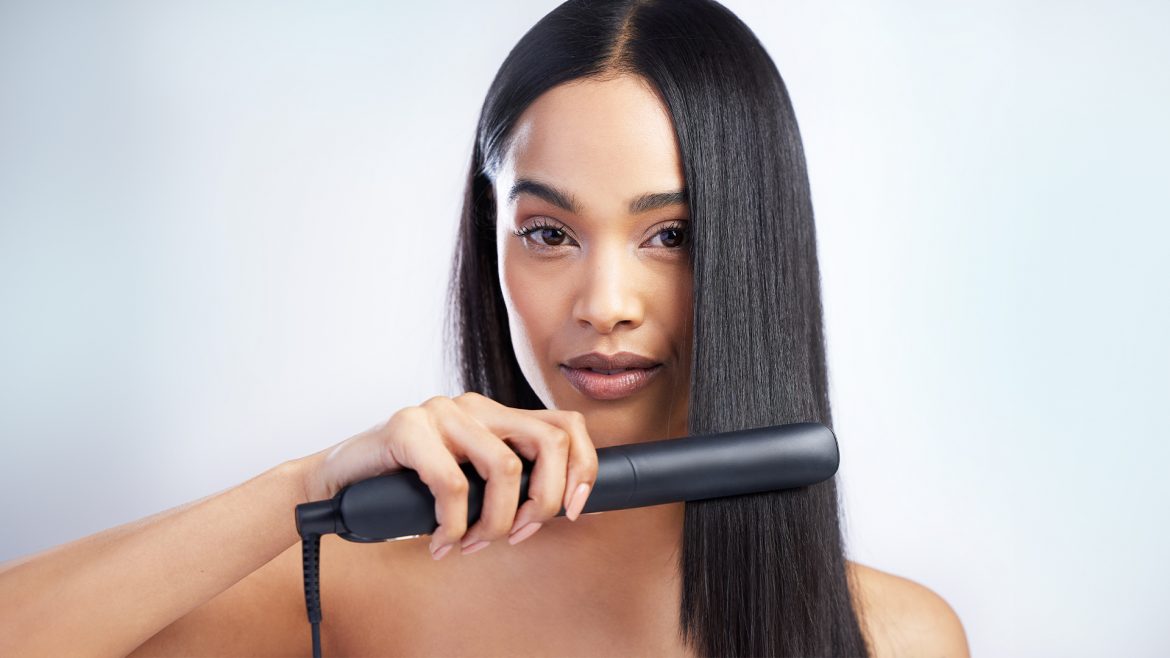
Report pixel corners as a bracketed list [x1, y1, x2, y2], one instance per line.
[0, 74, 969, 657]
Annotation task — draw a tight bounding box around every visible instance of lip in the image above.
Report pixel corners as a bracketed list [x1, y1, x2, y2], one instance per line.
[562, 351, 662, 370]
[559, 364, 664, 400]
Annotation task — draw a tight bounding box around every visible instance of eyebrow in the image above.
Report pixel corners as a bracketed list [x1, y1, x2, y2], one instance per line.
[507, 177, 688, 215]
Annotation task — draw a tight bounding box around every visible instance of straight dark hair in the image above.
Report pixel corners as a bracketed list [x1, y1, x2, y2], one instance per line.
[442, 0, 870, 655]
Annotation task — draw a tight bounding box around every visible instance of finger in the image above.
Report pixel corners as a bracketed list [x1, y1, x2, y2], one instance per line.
[426, 396, 524, 553]
[385, 407, 470, 559]
[453, 394, 573, 532]
[503, 418, 570, 538]
[528, 409, 599, 521]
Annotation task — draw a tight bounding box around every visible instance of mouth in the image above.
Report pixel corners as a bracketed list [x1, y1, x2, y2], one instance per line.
[559, 364, 664, 401]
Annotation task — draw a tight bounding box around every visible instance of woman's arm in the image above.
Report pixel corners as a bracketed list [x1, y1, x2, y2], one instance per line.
[0, 458, 312, 657]
[0, 394, 599, 656]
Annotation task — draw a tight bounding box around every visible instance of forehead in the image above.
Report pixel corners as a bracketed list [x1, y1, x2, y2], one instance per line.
[496, 74, 685, 214]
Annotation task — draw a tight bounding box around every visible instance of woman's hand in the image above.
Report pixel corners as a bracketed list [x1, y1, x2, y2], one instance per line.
[296, 392, 598, 559]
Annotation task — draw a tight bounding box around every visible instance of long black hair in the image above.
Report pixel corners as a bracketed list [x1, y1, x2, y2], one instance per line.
[442, 0, 869, 655]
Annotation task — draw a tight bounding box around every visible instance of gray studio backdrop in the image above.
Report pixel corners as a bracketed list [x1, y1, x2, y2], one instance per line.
[1, 1, 1167, 656]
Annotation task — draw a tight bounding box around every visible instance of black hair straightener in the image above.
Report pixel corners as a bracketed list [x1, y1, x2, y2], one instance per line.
[293, 421, 841, 658]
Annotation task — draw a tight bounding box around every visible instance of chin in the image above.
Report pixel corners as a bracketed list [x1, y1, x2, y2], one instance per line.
[537, 379, 686, 445]
[583, 405, 682, 447]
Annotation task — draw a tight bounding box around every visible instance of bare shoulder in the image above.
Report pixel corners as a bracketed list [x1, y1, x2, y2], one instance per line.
[846, 560, 970, 658]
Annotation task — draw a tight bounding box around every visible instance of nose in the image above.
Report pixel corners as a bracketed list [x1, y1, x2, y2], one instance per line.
[572, 244, 645, 334]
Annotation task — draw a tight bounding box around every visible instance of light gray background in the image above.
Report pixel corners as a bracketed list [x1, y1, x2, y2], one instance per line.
[1, 1, 1167, 656]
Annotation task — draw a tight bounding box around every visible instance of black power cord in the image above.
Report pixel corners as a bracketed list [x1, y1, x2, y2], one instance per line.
[301, 533, 323, 658]
[297, 497, 344, 658]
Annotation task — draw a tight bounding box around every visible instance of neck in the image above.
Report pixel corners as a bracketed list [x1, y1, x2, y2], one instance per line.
[501, 500, 686, 579]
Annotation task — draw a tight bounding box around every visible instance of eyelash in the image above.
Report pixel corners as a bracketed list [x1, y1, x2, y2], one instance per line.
[511, 219, 690, 252]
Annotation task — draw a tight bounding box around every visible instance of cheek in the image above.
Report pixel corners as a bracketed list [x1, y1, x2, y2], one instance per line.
[647, 261, 692, 322]
[666, 267, 695, 355]
[499, 245, 565, 351]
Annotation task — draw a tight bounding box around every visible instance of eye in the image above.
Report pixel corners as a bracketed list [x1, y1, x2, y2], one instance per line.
[645, 221, 689, 249]
[512, 218, 577, 250]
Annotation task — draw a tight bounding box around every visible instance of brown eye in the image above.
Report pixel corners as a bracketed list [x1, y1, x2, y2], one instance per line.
[536, 227, 568, 246]
[648, 222, 689, 249]
[511, 219, 577, 250]
[660, 227, 685, 248]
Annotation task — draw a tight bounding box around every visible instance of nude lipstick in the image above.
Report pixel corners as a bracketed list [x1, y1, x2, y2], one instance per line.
[560, 351, 664, 401]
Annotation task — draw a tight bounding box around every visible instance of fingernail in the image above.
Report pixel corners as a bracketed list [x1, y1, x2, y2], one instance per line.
[461, 540, 490, 555]
[566, 482, 591, 521]
[431, 543, 453, 561]
[509, 512, 530, 536]
[508, 522, 542, 545]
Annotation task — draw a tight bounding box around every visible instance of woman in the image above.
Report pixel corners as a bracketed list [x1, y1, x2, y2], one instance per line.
[0, 0, 969, 656]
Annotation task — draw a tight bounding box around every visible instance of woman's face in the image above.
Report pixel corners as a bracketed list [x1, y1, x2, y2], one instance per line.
[492, 73, 693, 447]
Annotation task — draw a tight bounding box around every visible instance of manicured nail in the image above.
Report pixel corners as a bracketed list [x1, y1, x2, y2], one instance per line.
[566, 482, 591, 521]
[461, 540, 490, 555]
[431, 543, 453, 561]
[509, 511, 530, 536]
[508, 522, 542, 545]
